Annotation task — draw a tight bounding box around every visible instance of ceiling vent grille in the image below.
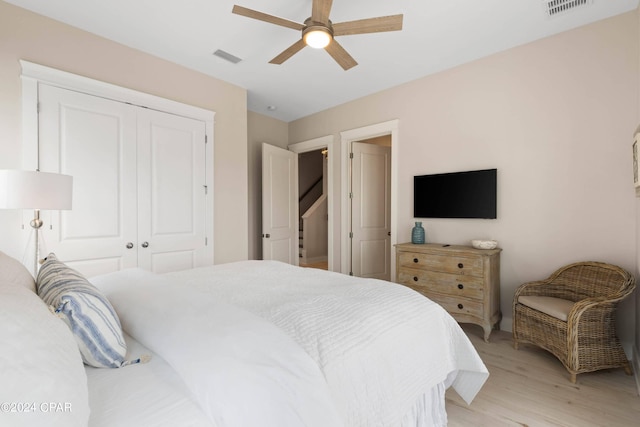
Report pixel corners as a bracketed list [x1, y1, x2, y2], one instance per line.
[213, 49, 242, 64]
[543, 0, 592, 17]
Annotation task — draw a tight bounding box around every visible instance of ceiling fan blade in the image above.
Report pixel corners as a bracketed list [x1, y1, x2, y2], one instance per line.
[232, 5, 304, 31]
[325, 40, 357, 70]
[312, 0, 333, 24]
[269, 39, 307, 64]
[333, 14, 403, 36]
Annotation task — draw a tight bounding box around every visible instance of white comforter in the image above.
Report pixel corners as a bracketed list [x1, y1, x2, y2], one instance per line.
[93, 269, 343, 427]
[171, 261, 488, 425]
[94, 261, 488, 427]
[85, 333, 213, 427]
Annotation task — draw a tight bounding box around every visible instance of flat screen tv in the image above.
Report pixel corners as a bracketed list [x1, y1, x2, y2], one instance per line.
[413, 169, 497, 219]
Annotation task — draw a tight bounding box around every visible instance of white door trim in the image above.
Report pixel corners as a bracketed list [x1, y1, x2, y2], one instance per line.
[340, 120, 399, 280]
[288, 135, 335, 271]
[19, 60, 215, 265]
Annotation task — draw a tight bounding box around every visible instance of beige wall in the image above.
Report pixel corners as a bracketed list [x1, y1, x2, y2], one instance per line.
[0, 1, 249, 264]
[247, 111, 289, 260]
[636, 5, 640, 381]
[289, 12, 639, 350]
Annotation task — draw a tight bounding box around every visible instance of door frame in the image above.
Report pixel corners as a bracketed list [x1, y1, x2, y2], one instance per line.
[340, 120, 399, 280]
[19, 61, 215, 265]
[288, 135, 335, 271]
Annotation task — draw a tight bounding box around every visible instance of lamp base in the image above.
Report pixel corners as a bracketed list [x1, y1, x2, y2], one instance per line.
[29, 209, 43, 275]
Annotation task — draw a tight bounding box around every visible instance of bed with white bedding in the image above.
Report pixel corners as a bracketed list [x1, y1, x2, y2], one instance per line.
[1, 251, 488, 427]
[85, 333, 212, 427]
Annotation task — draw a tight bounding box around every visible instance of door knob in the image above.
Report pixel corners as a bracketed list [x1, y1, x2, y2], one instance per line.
[141, 241, 149, 248]
[263, 234, 270, 238]
[126, 242, 134, 249]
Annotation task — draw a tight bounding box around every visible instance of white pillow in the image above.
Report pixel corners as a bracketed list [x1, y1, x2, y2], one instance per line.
[0, 282, 90, 427]
[0, 250, 35, 292]
[36, 253, 131, 368]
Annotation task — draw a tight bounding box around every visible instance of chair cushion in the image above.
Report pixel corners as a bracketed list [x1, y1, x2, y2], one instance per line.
[518, 295, 575, 322]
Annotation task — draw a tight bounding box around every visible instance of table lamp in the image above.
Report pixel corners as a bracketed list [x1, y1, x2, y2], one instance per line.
[0, 169, 73, 275]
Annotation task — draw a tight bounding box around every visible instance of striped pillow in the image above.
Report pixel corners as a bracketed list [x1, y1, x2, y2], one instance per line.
[36, 253, 130, 368]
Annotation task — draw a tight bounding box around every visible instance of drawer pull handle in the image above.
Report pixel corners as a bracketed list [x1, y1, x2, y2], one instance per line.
[457, 303, 464, 309]
[458, 284, 464, 290]
[413, 276, 418, 282]
[457, 263, 464, 269]
[413, 258, 419, 263]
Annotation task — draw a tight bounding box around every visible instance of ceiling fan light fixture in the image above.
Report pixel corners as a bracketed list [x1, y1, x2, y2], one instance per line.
[232, 3, 403, 70]
[303, 27, 332, 49]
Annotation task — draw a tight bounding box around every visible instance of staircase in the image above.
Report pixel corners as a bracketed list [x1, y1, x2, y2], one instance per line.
[298, 194, 327, 266]
[299, 219, 306, 263]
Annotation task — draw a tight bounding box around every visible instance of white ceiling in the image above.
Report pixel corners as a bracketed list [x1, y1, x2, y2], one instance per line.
[5, 0, 638, 122]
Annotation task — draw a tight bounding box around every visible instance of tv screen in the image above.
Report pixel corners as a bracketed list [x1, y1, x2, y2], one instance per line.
[413, 169, 497, 219]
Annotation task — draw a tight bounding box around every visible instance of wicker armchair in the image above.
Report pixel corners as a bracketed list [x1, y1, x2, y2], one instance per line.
[512, 261, 635, 383]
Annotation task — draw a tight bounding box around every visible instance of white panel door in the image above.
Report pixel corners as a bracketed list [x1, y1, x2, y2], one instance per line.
[38, 84, 208, 277]
[262, 143, 298, 264]
[38, 84, 138, 277]
[350, 142, 391, 280]
[136, 108, 207, 273]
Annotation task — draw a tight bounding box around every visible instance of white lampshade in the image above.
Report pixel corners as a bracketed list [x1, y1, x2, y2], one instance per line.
[0, 170, 73, 210]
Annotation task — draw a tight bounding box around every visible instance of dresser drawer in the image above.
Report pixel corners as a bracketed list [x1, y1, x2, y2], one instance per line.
[397, 267, 484, 300]
[398, 252, 484, 277]
[425, 293, 484, 319]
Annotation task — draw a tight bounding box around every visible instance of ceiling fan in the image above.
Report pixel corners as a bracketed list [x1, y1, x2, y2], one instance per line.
[232, 0, 403, 70]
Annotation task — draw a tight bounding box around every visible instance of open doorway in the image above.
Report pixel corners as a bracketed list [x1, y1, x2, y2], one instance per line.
[341, 120, 399, 281]
[348, 136, 391, 280]
[298, 148, 328, 270]
[288, 135, 335, 271]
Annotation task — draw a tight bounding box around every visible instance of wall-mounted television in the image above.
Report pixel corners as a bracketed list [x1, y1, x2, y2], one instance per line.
[413, 169, 497, 219]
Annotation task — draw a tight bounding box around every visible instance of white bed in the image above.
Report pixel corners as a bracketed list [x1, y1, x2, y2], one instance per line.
[1, 252, 488, 427]
[85, 334, 213, 427]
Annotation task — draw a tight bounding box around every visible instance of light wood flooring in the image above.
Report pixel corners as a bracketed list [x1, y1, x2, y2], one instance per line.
[446, 325, 640, 426]
[299, 260, 328, 270]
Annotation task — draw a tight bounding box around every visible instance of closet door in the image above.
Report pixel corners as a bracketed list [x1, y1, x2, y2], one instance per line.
[38, 84, 138, 276]
[38, 85, 208, 277]
[136, 108, 207, 273]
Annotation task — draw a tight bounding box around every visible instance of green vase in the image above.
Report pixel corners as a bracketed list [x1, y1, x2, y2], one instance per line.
[411, 222, 425, 244]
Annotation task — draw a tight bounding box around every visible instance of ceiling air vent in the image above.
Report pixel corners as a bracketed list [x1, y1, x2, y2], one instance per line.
[543, 0, 592, 17]
[213, 49, 242, 64]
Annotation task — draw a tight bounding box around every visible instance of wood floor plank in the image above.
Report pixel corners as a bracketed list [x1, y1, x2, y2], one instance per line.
[446, 325, 640, 426]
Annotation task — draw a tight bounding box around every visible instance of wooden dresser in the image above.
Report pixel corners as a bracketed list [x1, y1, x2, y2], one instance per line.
[395, 242, 501, 342]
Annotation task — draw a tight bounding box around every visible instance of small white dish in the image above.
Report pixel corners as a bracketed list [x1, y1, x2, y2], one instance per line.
[471, 239, 498, 250]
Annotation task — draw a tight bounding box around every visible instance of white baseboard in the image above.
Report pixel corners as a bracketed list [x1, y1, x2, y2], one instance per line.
[501, 315, 513, 333]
